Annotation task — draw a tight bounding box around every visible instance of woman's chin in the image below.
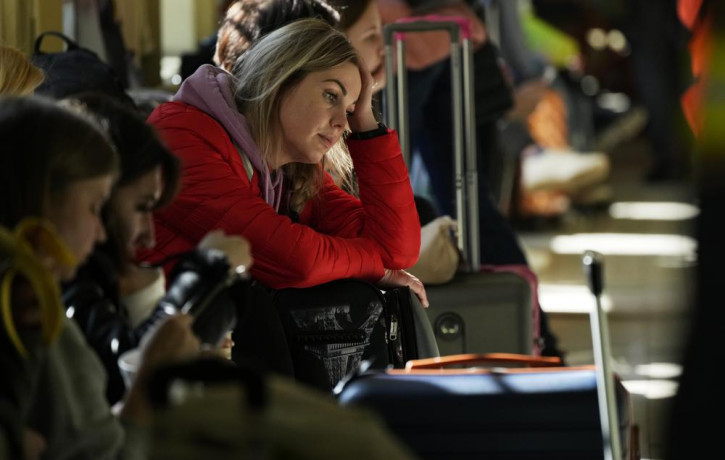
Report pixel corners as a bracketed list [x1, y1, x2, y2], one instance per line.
[309, 149, 329, 164]
[57, 266, 79, 283]
[372, 68, 386, 91]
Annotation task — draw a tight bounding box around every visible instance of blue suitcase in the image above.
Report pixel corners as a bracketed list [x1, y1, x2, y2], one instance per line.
[337, 353, 637, 459]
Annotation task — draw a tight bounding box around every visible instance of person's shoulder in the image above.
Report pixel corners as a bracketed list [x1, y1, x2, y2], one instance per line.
[149, 102, 229, 141]
[63, 252, 120, 311]
[148, 101, 211, 125]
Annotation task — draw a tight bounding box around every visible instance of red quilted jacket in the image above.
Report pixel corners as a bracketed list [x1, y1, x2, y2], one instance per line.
[141, 102, 420, 289]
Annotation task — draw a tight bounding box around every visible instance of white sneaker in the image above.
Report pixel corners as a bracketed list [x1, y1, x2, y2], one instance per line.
[522, 148, 610, 193]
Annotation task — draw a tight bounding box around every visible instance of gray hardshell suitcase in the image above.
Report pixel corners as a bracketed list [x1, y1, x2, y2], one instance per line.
[384, 16, 537, 355]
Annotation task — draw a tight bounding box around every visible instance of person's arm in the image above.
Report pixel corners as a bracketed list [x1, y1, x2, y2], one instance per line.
[310, 61, 426, 306]
[118, 314, 199, 432]
[64, 274, 171, 404]
[310, 58, 420, 271]
[65, 247, 232, 403]
[305, 131, 420, 270]
[68, 243, 244, 344]
[0, 270, 46, 460]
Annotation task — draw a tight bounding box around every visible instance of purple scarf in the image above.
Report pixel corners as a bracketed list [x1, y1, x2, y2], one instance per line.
[172, 64, 283, 211]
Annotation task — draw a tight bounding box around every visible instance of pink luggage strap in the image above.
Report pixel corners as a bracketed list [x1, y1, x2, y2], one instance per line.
[480, 264, 542, 356]
[392, 15, 473, 42]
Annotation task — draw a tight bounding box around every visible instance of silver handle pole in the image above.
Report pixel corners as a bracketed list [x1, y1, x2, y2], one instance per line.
[450, 41, 466, 260]
[384, 43, 397, 130]
[397, 39, 410, 168]
[583, 251, 622, 460]
[462, 38, 480, 271]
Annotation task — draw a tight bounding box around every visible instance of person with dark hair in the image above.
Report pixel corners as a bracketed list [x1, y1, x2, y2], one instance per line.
[329, 0, 386, 90]
[214, 0, 340, 72]
[61, 92, 251, 405]
[370, 0, 565, 358]
[180, 0, 340, 79]
[629, 0, 694, 182]
[0, 96, 200, 459]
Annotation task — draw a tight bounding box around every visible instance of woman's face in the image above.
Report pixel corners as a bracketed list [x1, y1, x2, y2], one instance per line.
[276, 62, 361, 167]
[109, 166, 163, 261]
[44, 174, 114, 280]
[345, 1, 385, 91]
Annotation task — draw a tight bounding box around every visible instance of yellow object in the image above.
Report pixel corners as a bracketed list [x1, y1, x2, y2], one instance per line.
[0, 218, 77, 357]
[521, 4, 580, 68]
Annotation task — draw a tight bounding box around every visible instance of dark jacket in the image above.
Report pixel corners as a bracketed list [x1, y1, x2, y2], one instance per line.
[63, 249, 233, 404]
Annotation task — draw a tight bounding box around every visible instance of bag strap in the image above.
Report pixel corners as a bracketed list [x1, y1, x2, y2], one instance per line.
[33, 31, 80, 55]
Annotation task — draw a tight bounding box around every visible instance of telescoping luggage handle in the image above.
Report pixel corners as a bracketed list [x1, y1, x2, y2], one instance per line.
[583, 251, 622, 460]
[383, 16, 480, 272]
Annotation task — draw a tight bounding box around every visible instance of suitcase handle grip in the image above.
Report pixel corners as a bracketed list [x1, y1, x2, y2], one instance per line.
[393, 15, 472, 39]
[386, 16, 472, 43]
[405, 353, 562, 370]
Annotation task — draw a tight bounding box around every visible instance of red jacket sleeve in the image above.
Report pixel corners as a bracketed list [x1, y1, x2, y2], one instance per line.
[144, 103, 420, 289]
[302, 131, 420, 269]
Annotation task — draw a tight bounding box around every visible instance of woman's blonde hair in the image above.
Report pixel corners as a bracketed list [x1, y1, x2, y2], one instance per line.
[0, 46, 44, 96]
[232, 18, 357, 213]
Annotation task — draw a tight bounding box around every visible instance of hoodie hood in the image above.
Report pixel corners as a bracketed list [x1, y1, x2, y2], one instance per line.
[172, 64, 283, 211]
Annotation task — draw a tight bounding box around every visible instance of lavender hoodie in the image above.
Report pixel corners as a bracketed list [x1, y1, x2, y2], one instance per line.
[172, 64, 284, 211]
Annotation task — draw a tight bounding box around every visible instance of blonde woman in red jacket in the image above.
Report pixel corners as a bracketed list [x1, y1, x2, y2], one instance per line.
[144, 19, 427, 305]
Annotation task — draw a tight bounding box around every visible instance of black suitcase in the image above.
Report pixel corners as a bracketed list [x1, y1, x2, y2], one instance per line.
[384, 15, 538, 355]
[337, 248, 639, 459]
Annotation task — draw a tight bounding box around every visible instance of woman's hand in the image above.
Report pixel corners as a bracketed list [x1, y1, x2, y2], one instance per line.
[200, 331, 234, 360]
[23, 427, 46, 460]
[347, 56, 380, 134]
[120, 314, 200, 424]
[137, 314, 200, 372]
[198, 230, 253, 276]
[378, 269, 429, 308]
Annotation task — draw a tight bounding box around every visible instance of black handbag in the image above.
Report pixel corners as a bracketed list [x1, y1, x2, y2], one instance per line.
[272, 279, 423, 392]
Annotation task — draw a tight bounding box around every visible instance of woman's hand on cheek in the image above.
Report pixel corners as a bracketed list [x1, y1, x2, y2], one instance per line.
[347, 57, 379, 133]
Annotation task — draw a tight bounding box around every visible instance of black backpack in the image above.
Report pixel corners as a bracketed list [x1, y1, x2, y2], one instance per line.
[30, 31, 135, 107]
